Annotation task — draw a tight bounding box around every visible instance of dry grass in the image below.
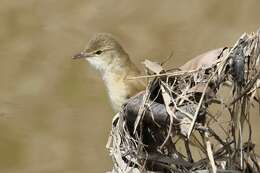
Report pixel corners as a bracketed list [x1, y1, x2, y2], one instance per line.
[108, 30, 260, 172]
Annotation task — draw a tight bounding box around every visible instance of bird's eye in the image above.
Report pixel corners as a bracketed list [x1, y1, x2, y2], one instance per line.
[95, 50, 102, 55]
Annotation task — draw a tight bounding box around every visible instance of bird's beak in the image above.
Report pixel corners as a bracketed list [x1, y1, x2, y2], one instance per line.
[72, 51, 92, 59]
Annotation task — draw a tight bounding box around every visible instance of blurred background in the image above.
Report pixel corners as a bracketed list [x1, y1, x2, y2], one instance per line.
[0, 0, 260, 172]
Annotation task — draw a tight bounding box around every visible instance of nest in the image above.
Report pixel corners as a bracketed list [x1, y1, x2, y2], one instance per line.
[107, 30, 260, 173]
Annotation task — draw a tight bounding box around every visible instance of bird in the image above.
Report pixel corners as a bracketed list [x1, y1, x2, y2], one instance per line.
[72, 33, 145, 112]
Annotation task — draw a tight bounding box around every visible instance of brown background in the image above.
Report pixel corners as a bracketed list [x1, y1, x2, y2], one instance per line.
[0, 0, 260, 172]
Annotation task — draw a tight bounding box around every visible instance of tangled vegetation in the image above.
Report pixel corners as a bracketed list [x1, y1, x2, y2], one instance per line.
[107, 29, 260, 173]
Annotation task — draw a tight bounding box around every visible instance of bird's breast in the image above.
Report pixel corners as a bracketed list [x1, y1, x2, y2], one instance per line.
[103, 72, 130, 111]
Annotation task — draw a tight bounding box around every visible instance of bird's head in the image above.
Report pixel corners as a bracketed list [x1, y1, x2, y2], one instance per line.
[73, 33, 128, 72]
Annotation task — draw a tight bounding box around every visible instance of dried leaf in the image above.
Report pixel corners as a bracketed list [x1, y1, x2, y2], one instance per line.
[205, 131, 217, 173]
[180, 48, 227, 71]
[143, 59, 164, 74]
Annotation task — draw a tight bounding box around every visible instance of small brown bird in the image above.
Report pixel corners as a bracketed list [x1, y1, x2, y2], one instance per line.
[73, 33, 145, 112]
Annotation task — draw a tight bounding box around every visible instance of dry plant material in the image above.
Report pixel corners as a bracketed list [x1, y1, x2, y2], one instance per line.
[107, 30, 260, 173]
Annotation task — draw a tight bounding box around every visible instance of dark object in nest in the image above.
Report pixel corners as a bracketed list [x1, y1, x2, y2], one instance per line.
[122, 91, 206, 172]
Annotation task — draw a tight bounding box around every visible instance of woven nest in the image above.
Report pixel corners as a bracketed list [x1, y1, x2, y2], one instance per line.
[107, 30, 260, 173]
